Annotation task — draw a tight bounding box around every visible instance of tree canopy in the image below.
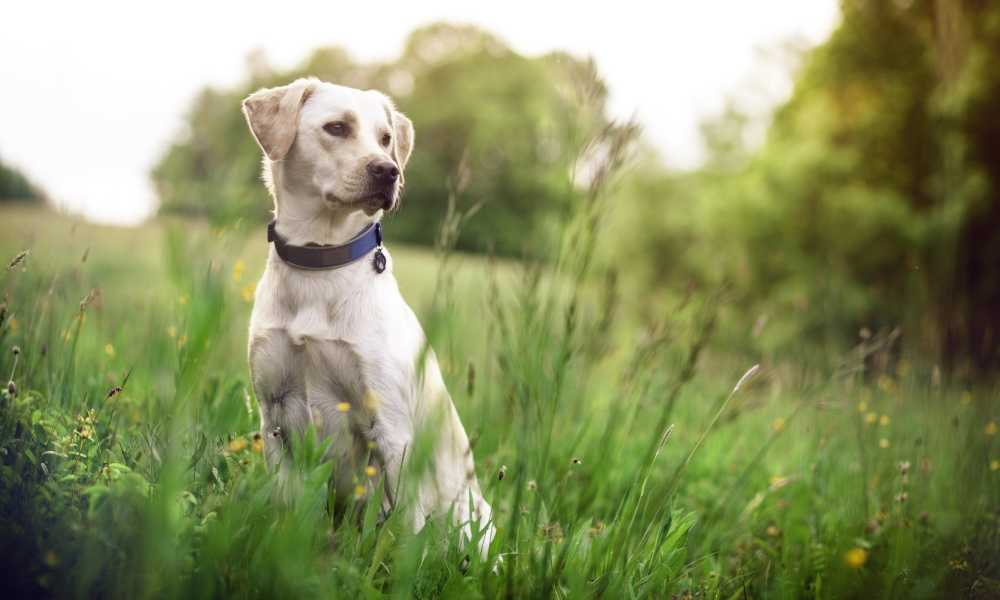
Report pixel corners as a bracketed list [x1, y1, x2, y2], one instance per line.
[0, 156, 43, 203]
[606, 0, 1000, 374]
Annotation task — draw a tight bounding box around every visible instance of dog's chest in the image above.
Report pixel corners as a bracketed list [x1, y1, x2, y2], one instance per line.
[278, 271, 401, 347]
[251, 257, 425, 399]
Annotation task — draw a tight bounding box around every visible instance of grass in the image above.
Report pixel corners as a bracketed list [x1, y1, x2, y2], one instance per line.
[1, 203, 998, 599]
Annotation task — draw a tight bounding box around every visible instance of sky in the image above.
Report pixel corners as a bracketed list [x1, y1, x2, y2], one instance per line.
[0, 1, 839, 225]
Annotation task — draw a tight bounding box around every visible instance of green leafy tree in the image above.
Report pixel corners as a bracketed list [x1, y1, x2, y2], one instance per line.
[0, 155, 43, 203]
[738, 0, 1000, 373]
[609, 0, 1000, 374]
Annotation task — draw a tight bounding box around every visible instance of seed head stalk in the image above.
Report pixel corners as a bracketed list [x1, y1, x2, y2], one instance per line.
[663, 364, 760, 497]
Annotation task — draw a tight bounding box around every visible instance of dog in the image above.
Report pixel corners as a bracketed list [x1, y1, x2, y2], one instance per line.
[242, 77, 495, 555]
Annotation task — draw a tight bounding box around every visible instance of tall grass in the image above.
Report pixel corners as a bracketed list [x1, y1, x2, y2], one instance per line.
[1, 130, 999, 597]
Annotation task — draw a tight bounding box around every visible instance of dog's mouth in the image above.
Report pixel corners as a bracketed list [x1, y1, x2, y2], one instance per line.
[372, 191, 394, 210]
[324, 190, 395, 213]
[360, 190, 395, 213]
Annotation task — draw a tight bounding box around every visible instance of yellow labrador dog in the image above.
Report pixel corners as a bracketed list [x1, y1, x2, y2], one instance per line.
[242, 77, 494, 555]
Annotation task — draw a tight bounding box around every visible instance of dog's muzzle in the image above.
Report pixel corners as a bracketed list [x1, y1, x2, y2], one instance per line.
[367, 160, 399, 211]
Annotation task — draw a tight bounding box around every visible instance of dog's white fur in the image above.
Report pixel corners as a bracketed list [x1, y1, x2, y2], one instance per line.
[243, 78, 495, 554]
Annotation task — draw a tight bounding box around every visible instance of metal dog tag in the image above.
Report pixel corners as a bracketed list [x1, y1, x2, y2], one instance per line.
[373, 248, 387, 273]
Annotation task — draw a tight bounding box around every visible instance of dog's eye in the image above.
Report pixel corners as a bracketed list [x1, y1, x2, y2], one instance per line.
[380, 133, 392, 147]
[323, 122, 350, 137]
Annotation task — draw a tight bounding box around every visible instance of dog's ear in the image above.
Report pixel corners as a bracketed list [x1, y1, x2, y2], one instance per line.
[391, 111, 414, 172]
[372, 91, 415, 173]
[242, 78, 315, 161]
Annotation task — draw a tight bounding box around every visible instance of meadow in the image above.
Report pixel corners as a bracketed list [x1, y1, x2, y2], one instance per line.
[1, 203, 998, 599]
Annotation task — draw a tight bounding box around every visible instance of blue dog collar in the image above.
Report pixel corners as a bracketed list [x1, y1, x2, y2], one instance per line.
[267, 220, 386, 273]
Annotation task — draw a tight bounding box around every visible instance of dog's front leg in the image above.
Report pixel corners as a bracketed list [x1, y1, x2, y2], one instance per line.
[249, 329, 310, 491]
[435, 402, 496, 558]
[365, 350, 495, 557]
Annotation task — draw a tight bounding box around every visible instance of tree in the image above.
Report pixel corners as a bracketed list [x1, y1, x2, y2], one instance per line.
[689, 0, 1000, 373]
[0, 156, 44, 203]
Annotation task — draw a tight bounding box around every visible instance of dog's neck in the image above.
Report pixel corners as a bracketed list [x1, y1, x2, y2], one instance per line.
[273, 203, 378, 247]
[269, 165, 380, 247]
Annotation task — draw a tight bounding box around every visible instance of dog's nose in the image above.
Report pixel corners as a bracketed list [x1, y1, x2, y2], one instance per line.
[367, 160, 399, 185]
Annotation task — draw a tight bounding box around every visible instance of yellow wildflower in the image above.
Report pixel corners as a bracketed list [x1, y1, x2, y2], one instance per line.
[251, 433, 264, 454]
[166, 325, 177, 339]
[354, 484, 366, 499]
[990, 460, 999, 472]
[766, 525, 781, 537]
[844, 547, 868, 569]
[228, 437, 247, 453]
[879, 414, 890, 427]
[232, 259, 246, 282]
[865, 412, 878, 425]
[363, 389, 382, 414]
[986, 421, 998, 436]
[879, 438, 890, 449]
[104, 343, 115, 357]
[365, 465, 377, 477]
[769, 475, 790, 490]
[240, 283, 256, 303]
[771, 417, 786, 433]
[337, 402, 351, 413]
[178, 295, 189, 306]
[857, 401, 868, 413]
[177, 335, 188, 348]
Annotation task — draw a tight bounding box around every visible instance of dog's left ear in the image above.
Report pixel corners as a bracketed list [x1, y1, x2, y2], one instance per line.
[373, 91, 414, 189]
[391, 111, 414, 172]
[242, 78, 315, 161]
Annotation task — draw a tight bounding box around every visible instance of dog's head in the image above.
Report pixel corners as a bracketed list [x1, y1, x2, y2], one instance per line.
[242, 77, 414, 215]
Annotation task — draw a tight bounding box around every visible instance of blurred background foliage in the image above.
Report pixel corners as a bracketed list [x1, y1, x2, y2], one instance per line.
[152, 2, 1000, 377]
[606, 0, 1000, 377]
[0, 155, 44, 203]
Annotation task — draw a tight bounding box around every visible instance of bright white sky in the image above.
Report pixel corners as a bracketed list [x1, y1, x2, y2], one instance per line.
[0, 1, 838, 225]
